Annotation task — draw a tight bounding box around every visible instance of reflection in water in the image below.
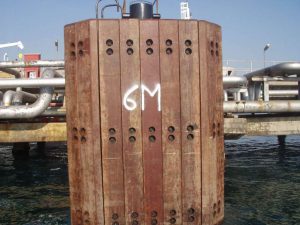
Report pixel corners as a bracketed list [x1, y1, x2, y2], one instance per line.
[0, 136, 299, 225]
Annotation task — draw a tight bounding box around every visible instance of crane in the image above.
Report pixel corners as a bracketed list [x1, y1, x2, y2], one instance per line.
[0, 41, 24, 50]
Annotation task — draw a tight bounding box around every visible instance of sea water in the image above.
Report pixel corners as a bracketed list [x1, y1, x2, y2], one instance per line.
[0, 136, 299, 225]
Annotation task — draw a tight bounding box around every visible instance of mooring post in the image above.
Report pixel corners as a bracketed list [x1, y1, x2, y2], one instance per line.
[12, 142, 30, 159]
[65, 4, 224, 225]
[277, 135, 286, 147]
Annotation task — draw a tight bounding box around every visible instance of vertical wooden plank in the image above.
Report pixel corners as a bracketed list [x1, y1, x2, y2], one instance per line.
[65, 23, 83, 225]
[99, 20, 125, 225]
[209, 24, 224, 225]
[159, 20, 182, 225]
[179, 20, 202, 225]
[75, 20, 104, 225]
[199, 21, 224, 225]
[198, 21, 212, 225]
[90, 20, 105, 225]
[120, 19, 145, 225]
[140, 20, 163, 225]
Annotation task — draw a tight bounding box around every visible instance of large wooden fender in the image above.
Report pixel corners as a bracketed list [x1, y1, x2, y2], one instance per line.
[65, 19, 224, 225]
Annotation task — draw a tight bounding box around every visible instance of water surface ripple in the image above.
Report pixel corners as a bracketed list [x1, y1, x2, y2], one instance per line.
[0, 136, 299, 225]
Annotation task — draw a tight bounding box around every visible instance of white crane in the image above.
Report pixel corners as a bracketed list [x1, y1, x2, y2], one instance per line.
[0, 41, 24, 50]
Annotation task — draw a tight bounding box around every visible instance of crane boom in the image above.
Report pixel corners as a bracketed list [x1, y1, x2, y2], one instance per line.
[0, 41, 24, 50]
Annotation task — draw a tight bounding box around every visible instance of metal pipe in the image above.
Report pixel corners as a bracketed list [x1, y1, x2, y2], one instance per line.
[0, 91, 3, 105]
[0, 68, 22, 78]
[12, 91, 38, 105]
[101, 4, 123, 18]
[3, 90, 16, 106]
[245, 62, 300, 79]
[0, 69, 56, 119]
[0, 78, 65, 88]
[269, 90, 298, 97]
[224, 100, 300, 113]
[0, 60, 64, 69]
[223, 76, 247, 89]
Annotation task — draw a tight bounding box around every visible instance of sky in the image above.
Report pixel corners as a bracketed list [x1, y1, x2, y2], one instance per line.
[0, 0, 299, 69]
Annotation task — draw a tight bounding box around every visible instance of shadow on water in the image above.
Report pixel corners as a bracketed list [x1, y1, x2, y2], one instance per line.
[0, 136, 299, 224]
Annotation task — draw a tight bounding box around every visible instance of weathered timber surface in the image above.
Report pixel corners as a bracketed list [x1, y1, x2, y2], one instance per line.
[99, 20, 125, 225]
[159, 20, 182, 225]
[179, 20, 202, 225]
[140, 20, 164, 225]
[199, 21, 224, 225]
[64, 19, 224, 225]
[120, 19, 145, 225]
[65, 20, 105, 225]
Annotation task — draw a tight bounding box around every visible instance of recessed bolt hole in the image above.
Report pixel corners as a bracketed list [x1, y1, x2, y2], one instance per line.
[168, 135, 175, 142]
[149, 135, 156, 142]
[213, 123, 216, 129]
[218, 200, 221, 205]
[81, 136, 87, 143]
[188, 216, 195, 222]
[80, 128, 86, 136]
[107, 48, 114, 55]
[151, 211, 158, 217]
[213, 131, 216, 138]
[109, 128, 116, 135]
[71, 43, 75, 48]
[166, 39, 173, 46]
[146, 39, 153, 46]
[78, 41, 83, 48]
[72, 127, 78, 133]
[168, 126, 175, 133]
[185, 48, 192, 55]
[213, 203, 217, 209]
[106, 39, 113, 46]
[78, 50, 84, 56]
[126, 39, 134, 46]
[218, 207, 221, 213]
[70, 51, 76, 57]
[187, 134, 194, 140]
[216, 51, 219, 56]
[169, 210, 176, 216]
[149, 127, 156, 133]
[169, 218, 176, 224]
[112, 213, 119, 220]
[109, 137, 116, 144]
[166, 48, 173, 55]
[129, 127, 136, 134]
[188, 208, 195, 214]
[131, 212, 139, 219]
[185, 40, 192, 47]
[216, 42, 219, 48]
[210, 50, 214, 56]
[146, 48, 153, 55]
[132, 220, 139, 225]
[151, 219, 158, 225]
[112, 222, 119, 225]
[210, 41, 214, 48]
[127, 48, 134, 55]
[213, 211, 217, 217]
[74, 135, 78, 140]
[187, 125, 194, 132]
[129, 136, 136, 143]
